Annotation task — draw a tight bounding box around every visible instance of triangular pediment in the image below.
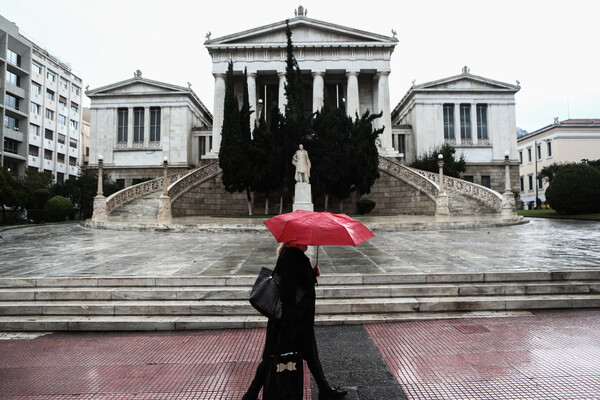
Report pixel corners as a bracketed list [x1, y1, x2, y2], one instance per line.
[87, 77, 190, 97]
[205, 16, 397, 48]
[415, 73, 520, 92]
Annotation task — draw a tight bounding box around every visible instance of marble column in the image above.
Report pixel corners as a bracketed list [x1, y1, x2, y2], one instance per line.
[143, 106, 150, 147]
[471, 102, 477, 143]
[247, 73, 257, 130]
[127, 108, 133, 147]
[376, 71, 394, 153]
[278, 72, 287, 115]
[211, 74, 226, 155]
[312, 71, 325, 113]
[346, 70, 360, 118]
[454, 103, 461, 144]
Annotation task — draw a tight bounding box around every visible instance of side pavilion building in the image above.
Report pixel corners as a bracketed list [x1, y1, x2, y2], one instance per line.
[204, 5, 399, 157]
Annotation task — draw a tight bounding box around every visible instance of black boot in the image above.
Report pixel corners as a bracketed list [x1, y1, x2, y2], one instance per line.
[241, 391, 258, 400]
[318, 386, 348, 399]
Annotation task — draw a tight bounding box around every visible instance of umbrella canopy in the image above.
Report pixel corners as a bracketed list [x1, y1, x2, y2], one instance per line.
[264, 210, 374, 246]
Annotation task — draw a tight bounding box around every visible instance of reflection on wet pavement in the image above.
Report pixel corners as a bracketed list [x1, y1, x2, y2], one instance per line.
[1, 218, 598, 277]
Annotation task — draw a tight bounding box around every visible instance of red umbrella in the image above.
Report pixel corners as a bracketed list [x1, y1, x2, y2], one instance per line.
[264, 210, 374, 246]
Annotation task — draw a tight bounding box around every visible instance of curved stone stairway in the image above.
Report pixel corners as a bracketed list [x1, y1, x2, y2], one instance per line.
[108, 191, 163, 221]
[1, 270, 598, 331]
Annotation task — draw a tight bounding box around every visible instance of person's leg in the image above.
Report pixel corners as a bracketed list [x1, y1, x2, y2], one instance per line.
[304, 329, 347, 399]
[243, 321, 280, 399]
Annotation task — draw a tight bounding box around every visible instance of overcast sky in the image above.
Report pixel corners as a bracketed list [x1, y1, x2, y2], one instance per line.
[2, 0, 598, 132]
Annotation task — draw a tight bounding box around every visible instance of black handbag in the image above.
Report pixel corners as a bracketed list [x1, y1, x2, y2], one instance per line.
[249, 267, 282, 320]
[263, 351, 304, 400]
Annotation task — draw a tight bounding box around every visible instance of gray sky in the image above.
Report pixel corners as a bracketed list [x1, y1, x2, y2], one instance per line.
[2, 0, 598, 132]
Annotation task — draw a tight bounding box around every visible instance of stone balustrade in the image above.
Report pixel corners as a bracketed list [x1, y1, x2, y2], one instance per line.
[412, 168, 503, 210]
[378, 157, 439, 201]
[168, 161, 222, 202]
[106, 169, 192, 214]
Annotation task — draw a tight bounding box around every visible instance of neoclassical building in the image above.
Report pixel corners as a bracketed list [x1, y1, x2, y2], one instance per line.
[391, 68, 521, 193]
[204, 5, 399, 157]
[86, 72, 212, 186]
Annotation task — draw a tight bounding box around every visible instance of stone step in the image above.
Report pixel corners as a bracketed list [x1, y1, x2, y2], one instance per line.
[2, 270, 599, 288]
[1, 294, 599, 318]
[0, 281, 597, 301]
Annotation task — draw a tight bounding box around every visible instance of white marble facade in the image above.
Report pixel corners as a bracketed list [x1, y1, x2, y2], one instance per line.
[204, 6, 399, 157]
[86, 73, 212, 186]
[391, 68, 521, 172]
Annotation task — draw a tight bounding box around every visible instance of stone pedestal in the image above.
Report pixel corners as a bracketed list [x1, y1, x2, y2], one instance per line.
[157, 194, 172, 224]
[92, 195, 108, 221]
[293, 182, 314, 212]
[501, 191, 517, 219]
[435, 192, 450, 217]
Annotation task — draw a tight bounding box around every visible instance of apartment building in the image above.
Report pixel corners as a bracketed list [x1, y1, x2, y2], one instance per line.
[1, 14, 83, 181]
[517, 118, 600, 209]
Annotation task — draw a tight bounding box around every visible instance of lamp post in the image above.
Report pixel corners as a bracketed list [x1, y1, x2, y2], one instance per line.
[435, 153, 449, 217]
[157, 156, 172, 224]
[534, 140, 539, 208]
[501, 151, 516, 219]
[92, 155, 107, 222]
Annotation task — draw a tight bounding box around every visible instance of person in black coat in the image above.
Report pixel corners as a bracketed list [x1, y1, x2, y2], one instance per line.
[243, 242, 347, 400]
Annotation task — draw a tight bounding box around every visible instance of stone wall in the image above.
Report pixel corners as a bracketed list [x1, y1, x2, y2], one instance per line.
[171, 169, 437, 217]
[463, 164, 520, 194]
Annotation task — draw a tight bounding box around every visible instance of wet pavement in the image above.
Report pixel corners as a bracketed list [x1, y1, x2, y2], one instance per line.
[0, 309, 598, 399]
[1, 217, 599, 399]
[1, 218, 599, 277]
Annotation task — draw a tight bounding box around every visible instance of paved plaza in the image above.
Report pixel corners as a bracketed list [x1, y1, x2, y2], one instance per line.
[1, 218, 599, 277]
[1, 217, 599, 399]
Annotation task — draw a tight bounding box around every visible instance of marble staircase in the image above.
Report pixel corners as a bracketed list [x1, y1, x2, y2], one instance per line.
[108, 191, 162, 221]
[1, 270, 599, 331]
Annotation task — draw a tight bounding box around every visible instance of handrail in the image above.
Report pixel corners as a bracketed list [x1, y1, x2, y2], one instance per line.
[168, 161, 222, 202]
[410, 168, 503, 209]
[105, 169, 192, 214]
[378, 156, 439, 201]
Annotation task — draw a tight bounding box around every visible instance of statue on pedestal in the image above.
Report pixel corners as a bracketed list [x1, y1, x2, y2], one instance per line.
[292, 144, 311, 183]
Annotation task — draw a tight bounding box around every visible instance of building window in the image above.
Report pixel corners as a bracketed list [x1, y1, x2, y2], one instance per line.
[72, 85, 80, 96]
[476, 104, 488, 139]
[5, 94, 19, 110]
[4, 116, 18, 130]
[46, 109, 55, 120]
[3, 138, 18, 154]
[392, 133, 406, 154]
[463, 175, 474, 183]
[536, 144, 542, 160]
[31, 82, 42, 95]
[58, 114, 67, 125]
[57, 172, 65, 184]
[7, 49, 21, 66]
[481, 175, 491, 188]
[520, 176, 524, 192]
[546, 141, 552, 158]
[47, 71, 56, 82]
[150, 107, 161, 142]
[30, 124, 41, 135]
[32, 62, 43, 74]
[133, 107, 144, 142]
[29, 144, 40, 157]
[528, 174, 533, 191]
[527, 148, 532, 163]
[30, 102, 41, 115]
[60, 78, 69, 90]
[46, 89, 55, 101]
[538, 177, 543, 190]
[44, 149, 53, 160]
[443, 104, 455, 139]
[59, 96, 67, 107]
[6, 71, 20, 86]
[117, 108, 128, 143]
[58, 134, 66, 144]
[57, 153, 65, 164]
[45, 129, 54, 140]
[69, 156, 77, 166]
[519, 150, 523, 165]
[460, 104, 471, 139]
[70, 120, 79, 130]
[69, 138, 78, 149]
[71, 102, 79, 113]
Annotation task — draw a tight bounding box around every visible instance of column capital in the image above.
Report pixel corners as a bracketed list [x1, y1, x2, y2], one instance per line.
[312, 70, 325, 77]
[346, 70, 360, 77]
[277, 71, 286, 78]
[213, 73, 226, 79]
[375, 70, 391, 78]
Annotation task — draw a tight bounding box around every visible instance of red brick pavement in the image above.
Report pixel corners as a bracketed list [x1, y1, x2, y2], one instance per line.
[0, 328, 311, 400]
[366, 309, 600, 400]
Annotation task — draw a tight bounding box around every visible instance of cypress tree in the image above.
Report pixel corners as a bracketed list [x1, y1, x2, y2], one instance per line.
[350, 111, 383, 198]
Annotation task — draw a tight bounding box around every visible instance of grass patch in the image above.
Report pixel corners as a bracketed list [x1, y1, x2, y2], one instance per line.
[518, 209, 600, 220]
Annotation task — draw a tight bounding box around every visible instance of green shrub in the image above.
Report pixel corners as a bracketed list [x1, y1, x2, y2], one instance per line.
[545, 164, 600, 214]
[44, 196, 74, 222]
[356, 198, 376, 215]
